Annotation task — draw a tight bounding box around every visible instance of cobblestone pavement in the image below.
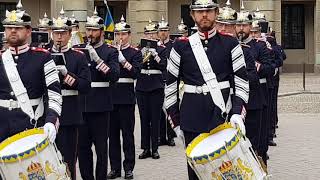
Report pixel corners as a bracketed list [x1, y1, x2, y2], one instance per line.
[76, 73, 320, 179]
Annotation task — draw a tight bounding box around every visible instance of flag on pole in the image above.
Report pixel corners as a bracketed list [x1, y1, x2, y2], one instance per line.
[103, 0, 114, 44]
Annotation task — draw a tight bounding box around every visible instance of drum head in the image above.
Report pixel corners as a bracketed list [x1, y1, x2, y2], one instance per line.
[190, 128, 238, 157]
[0, 129, 46, 158]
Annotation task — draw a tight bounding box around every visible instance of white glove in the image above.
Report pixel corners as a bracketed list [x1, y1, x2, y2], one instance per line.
[230, 114, 246, 135]
[141, 47, 148, 55]
[56, 65, 68, 76]
[274, 67, 279, 76]
[174, 126, 185, 145]
[118, 50, 126, 63]
[44, 122, 57, 143]
[148, 48, 158, 57]
[86, 44, 100, 62]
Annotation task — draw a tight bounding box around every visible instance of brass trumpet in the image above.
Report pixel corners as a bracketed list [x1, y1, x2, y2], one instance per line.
[142, 48, 152, 64]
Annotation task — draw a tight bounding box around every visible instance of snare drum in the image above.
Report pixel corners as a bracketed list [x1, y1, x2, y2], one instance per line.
[0, 128, 70, 180]
[186, 123, 267, 180]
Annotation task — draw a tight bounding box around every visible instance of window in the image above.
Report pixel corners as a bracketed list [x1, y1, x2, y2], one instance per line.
[0, 2, 16, 31]
[281, 4, 305, 49]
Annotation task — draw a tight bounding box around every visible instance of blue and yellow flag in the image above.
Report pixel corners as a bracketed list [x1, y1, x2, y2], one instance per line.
[104, 0, 114, 44]
[104, 6, 114, 32]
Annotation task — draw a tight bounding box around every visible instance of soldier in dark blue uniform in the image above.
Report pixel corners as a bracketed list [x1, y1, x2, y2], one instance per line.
[235, 3, 274, 165]
[0, 0, 61, 162]
[107, 16, 141, 180]
[136, 19, 167, 160]
[267, 31, 285, 133]
[251, 8, 278, 148]
[165, 1, 249, 179]
[76, 7, 120, 180]
[49, 9, 91, 179]
[216, 0, 262, 152]
[157, 17, 176, 147]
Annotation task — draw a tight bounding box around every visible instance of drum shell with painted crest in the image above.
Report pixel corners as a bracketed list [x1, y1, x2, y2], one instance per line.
[186, 123, 267, 180]
[0, 128, 70, 180]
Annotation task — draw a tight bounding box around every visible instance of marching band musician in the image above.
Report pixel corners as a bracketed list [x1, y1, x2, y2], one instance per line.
[251, 8, 279, 147]
[266, 30, 285, 142]
[234, 3, 275, 165]
[0, 0, 61, 157]
[136, 19, 167, 160]
[165, 0, 249, 179]
[157, 16, 176, 147]
[107, 15, 142, 180]
[216, 0, 262, 153]
[49, 9, 91, 179]
[76, 7, 120, 180]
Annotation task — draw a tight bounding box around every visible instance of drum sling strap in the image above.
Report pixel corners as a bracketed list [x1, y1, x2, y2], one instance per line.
[1, 49, 44, 123]
[189, 33, 232, 117]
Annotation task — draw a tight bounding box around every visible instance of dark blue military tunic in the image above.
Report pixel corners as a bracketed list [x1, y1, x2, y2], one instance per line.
[165, 30, 249, 133]
[50, 46, 91, 125]
[241, 44, 263, 110]
[135, 45, 167, 92]
[112, 45, 142, 105]
[74, 42, 120, 112]
[0, 44, 61, 141]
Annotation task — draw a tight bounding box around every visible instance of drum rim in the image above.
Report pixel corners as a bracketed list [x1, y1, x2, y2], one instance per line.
[0, 128, 49, 163]
[186, 122, 241, 165]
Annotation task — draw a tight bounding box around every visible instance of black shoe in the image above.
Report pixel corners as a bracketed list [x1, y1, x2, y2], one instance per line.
[268, 140, 277, 146]
[125, 170, 134, 179]
[167, 139, 175, 146]
[107, 170, 121, 179]
[158, 139, 168, 146]
[138, 150, 151, 159]
[152, 151, 160, 159]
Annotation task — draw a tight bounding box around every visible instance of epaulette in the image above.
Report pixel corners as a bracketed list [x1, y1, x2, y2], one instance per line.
[178, 36, 189, 41]
[240, 44, 251, 48]
[107, 44, 117, 49]
[219, 32, 234, 37]
[71, 48, 84, 54]
[31, 47, 49, 53]
[130, 46, 139, 51]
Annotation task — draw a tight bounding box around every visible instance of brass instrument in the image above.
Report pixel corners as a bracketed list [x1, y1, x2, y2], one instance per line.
[142, 47, 152, 64]
[57, 41, 62, 52]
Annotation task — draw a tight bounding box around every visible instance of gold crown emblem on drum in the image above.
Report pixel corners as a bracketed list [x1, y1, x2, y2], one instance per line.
[27, 162, 44, 173]
[219, 161, 233, 173]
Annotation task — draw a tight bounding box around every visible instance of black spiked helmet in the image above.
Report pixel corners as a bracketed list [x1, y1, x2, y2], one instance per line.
[2, 0, 31, 27]
[85, 7, 105, 30]
[190, 0, 219, 11]
[51, 6, 72, 31]
[216, 0, 237, 24]
[38, 12, 52, 29]
[115, 15, 131, 33]
[235, 1, 253, 25]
